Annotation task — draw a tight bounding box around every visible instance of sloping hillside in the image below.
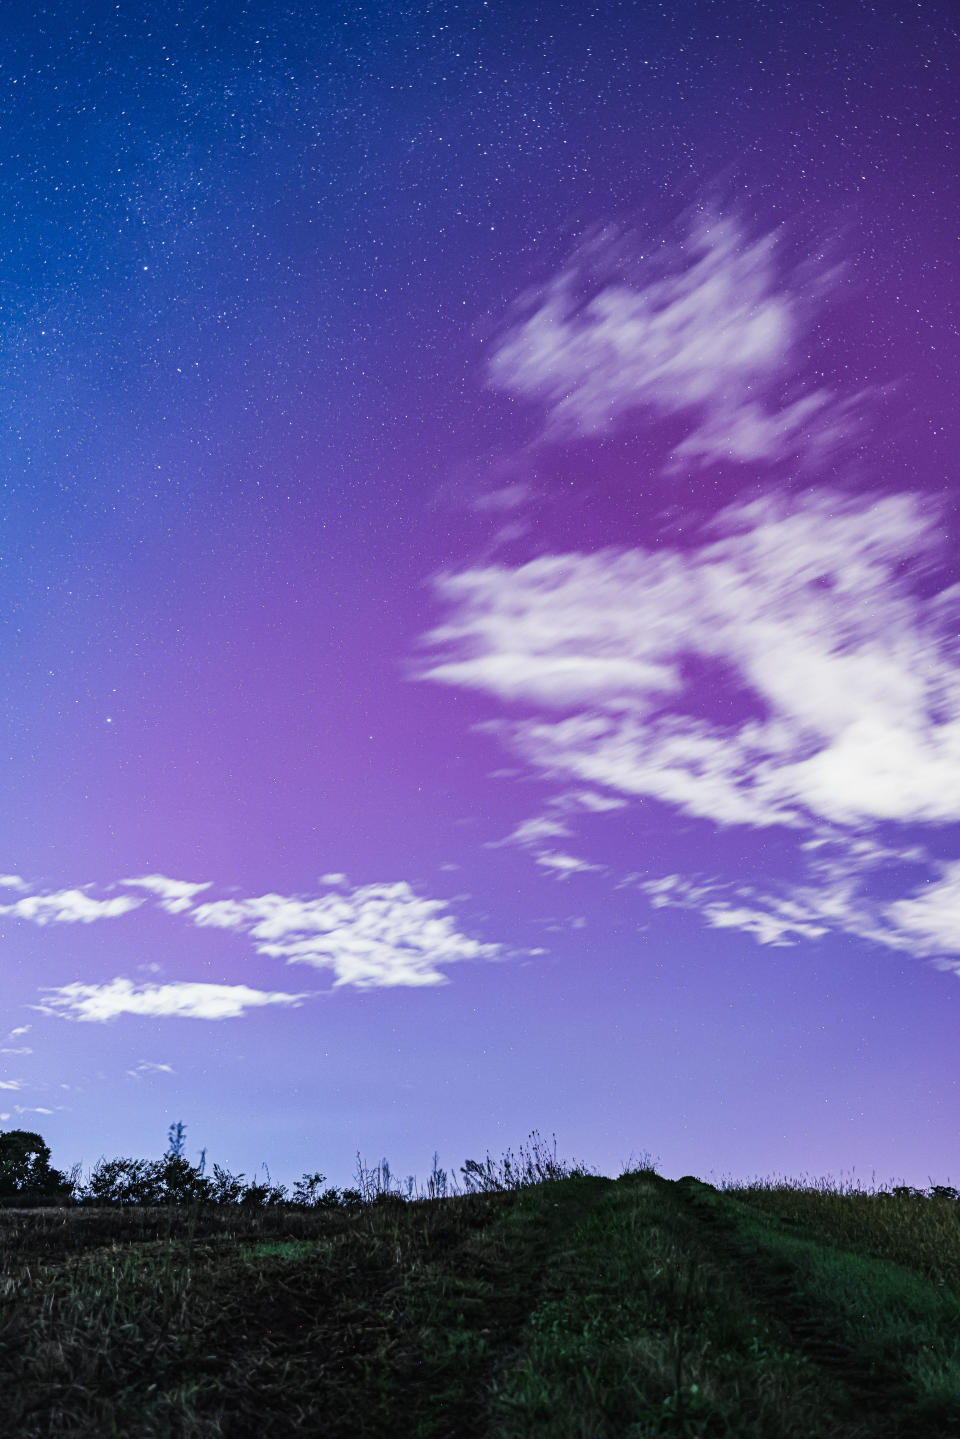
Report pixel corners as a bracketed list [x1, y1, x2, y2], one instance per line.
[1, 1172, 958, 1436]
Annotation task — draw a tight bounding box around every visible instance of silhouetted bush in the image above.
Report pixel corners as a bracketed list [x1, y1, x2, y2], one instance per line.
[208, 1163, 247, 1205]
[82, 1157, 167, 1205]
[290, 1171, 329, 1207]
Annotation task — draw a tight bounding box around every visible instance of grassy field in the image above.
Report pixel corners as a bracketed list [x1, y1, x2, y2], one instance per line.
[0, 1139, 958, 1437]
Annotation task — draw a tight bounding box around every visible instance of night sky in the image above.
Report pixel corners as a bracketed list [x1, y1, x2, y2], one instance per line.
[2, 0, 958, 1195]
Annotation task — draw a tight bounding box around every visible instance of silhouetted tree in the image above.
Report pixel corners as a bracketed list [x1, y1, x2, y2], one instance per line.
[0, 1130, 72, 1202]
[166, 1121, 187, 1159]
[159, 1122, 210, 1204]
[291, 1171, 328, 1206]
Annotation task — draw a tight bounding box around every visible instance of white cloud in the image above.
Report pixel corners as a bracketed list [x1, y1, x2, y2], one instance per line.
[639, 874, 716, 909]
[0, 1047, 32, 1056]
[126, 1060, 175, 1077]
[774, 720, 960, 827]
[636, 871, 837, 946]
[884, 864, 960, 959]
[800, 833, 930, 868]
[319, 873, 348, 887]
[0, 889, 144, 925]
[419, 489, 960, 831]
[486, 815, 572, 849]
[0, 875, 27, 891]
[504, 713, 798, 829]
[190, 881, 502, 989]
[7, 872, 504, 1009]
[534, 851, 604, 880]
[485, 808, 611, 883]
[670, 391, 864, 471]
[36, 978, 311, 1022]
[700, 902, 829, 946]
[487, 213, 852, 467]
[471, 483, 533, 512]
[8, 1026, 30, 1038]
[0, 1080, 25, 1090]
[561, 790, 627, 813]
[120, 875, 213, 914]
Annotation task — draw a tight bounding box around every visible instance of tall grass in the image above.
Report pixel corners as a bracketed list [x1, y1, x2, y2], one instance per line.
[716, 1169, 960, 1291]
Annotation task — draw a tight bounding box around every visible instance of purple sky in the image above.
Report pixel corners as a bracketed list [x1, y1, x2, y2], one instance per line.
[1, 0, 958, 1195]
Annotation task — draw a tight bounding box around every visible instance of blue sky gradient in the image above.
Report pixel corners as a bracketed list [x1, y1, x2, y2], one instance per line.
[1, 0, 958, 1195]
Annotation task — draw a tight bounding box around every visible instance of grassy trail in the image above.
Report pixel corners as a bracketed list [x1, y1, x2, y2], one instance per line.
[668, 1177, 960, 1437]
[487, 1174, 881, 1438]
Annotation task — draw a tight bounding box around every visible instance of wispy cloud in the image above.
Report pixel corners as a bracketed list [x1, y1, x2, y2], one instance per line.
[485, 807, 609, 882]
[630, 841, 960, 972]
[35, 979, 312, 1022]
[637, 873, 831, 947]
[0, 1080, 25, 1090]
[419, 488, 960, 831]
[0, 875, 28, 892]
[0, 889, 144, 925]
[191, 881, 502, 988]
[487, 212, 856, 468]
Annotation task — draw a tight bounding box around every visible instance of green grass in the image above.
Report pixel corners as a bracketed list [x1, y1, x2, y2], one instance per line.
[0, 1140, 957, 1437]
